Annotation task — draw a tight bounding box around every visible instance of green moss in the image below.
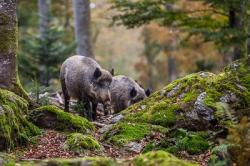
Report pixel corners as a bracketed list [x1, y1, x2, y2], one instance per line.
[103, 122, 168, 146]
[0, 13, 17, 53]
[104, 60, 249, 153]
[0, 89, 41, 151]
[104, 122, 151, 146]
[63, 133, 101, 153]
[143, 129, 210, 155]
[18, 157, 117, 166]
[176, 134, 209, 154]
[29, 105, 94, 133]
[0, 153, 15, 166]
[134, 151, 198, 166]
[167, 129, 209, 154]
[124, 101, 179, 128]
[182, 91, 199, 103]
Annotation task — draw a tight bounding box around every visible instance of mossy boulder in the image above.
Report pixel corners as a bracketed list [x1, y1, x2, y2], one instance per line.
[121, 60, 249, 130]
[9, 152, 196, 166]
[29, 105, 94, 133]
[0, 152, 15, 165]
[63, 133, 101, 153]
[0, 89, 41, 150]
[133, 151, 198, 166]
[103, 60, 250, 154]
[143, 129, 210, 154]
[102, 122, 168, 146]
[18, 157, 117, 166]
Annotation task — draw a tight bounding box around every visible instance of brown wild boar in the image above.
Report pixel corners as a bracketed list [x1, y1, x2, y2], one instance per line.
[60, 55, 112, 121]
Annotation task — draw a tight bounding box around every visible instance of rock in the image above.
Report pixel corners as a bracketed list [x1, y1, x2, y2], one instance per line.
[126, 142, 143, 153]
[140, 105, 146, 110]
[18, 157, 116, 166]
[194, 92, 214, 121]
[38, 92, 49, 99]
[63, 133, 101, 153]
[167, 84, 181, 98]
[28, 105, 94, 134]
[231, 63, 239, 70]
[199, 72, 209, 78]
[134, 151, 198, 166]
[220, 92, 237, 103]
[236, 84, 247, 92]
[103, 60, 250, 154]
[111, 114, 124, 124]
[99, 124, 113, 134]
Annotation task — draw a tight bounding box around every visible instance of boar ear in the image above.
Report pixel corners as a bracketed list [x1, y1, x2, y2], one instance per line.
[94, 68, 102, 79]
[145, 88, 151, 97]
[110, 68, 114, 76]
[130, 87, 137, 98]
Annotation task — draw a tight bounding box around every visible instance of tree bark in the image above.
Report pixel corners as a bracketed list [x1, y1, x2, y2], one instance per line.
[167, 54, 177, 83]
[38, 0, 50, 40]
[0, 0, 29, 100]
[38, 0, 50, 86]
[230, 1, 249, 60]
[0, 0, 17, 90]
[72, 0, 93, 58]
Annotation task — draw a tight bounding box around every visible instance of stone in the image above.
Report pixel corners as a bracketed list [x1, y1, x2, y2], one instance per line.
[140, 105, 146, 110]
[126, 142, 143, 153]
[167, 84, 181, 98]
[99, 124, 113, 134]
[194, 92, 214, 121]
[111, 114, 124, 124]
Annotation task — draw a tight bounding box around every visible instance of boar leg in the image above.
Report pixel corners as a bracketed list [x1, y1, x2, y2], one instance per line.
[92, 102, 97, 121]
[80, 97, 93, 121]
[61, 78, 69, 112]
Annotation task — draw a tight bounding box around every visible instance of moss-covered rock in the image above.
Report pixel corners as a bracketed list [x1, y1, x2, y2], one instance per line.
[0, 152, 15, 166]
[102, 122, 168, 146]
[8, 152, 196, 166]
[103, 60, 250, 154]
[143, 129, 210, 154]
[0, 89, 41, 151]
[28, 105, 94, 134]
[18, 157, 117, 166]
[133, 151, 198, 166]
[121, 60, 249, 130]
[63, 133, 101, 153]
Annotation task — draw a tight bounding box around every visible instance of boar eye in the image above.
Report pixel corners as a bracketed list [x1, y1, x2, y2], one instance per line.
[130, 87, 137, 98]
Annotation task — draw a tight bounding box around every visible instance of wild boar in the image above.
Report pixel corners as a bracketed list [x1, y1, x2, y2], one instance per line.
[110, 75, 150, 113]
[60, 55, 112, 121]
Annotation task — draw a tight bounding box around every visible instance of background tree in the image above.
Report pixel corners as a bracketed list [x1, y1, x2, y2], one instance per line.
[72, 0, 93, 57]
[0, 0, 28, 99]
[18, 0, 75, 87]
[111, 0, 250, 60]
[38, 0, 51, 40]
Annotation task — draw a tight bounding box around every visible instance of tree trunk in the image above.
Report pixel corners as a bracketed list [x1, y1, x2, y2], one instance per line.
[0, 0, 29, 100]
[72, 0, 93, 58]
[38, 0, 50, 86]
[230, 2, 249, 60]
[167, 54, 177, 83]
[38, 0, 50, 40]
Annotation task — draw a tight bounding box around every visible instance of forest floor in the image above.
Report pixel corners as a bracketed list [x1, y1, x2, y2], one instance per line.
[13, 111, 210, 166]
[9, 92, 210, 165]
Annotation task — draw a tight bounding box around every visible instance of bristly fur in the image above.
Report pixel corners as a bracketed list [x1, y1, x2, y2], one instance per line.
[60, 55, 112, 121]
[111, 75, 147, 113]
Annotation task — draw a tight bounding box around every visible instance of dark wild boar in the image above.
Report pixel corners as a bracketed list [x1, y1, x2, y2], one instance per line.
[110, 75, 150, 113]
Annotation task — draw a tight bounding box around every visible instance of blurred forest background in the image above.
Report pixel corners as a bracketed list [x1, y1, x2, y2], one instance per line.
[17, 0, 245, 93]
